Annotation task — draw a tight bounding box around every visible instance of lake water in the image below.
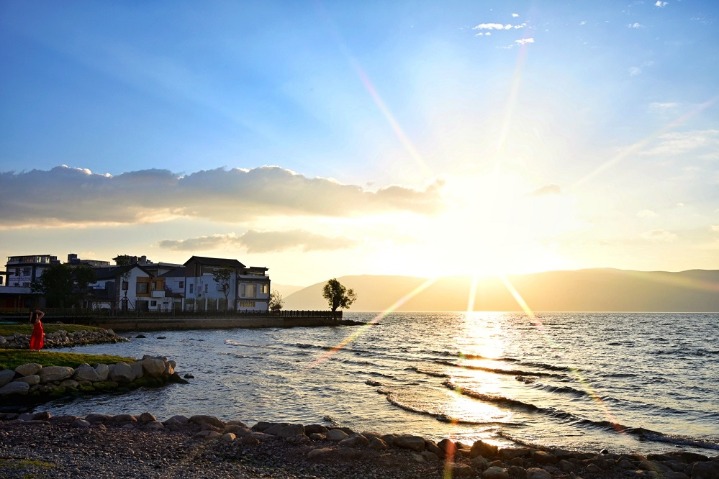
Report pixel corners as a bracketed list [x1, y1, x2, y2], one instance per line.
[39, 312, 719, 456]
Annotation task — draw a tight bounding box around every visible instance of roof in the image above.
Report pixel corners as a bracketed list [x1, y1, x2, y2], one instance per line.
[92, 264, 151, 280]
[183, 256, 246, 269]
[161, 266, 187, 278]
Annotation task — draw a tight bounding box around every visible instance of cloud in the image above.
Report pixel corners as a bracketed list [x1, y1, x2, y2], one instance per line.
[515, 38, 535, 46]
[641, 229, 677, 242]
[640, 129, 719, 157]
[512, 13, 519, 18]
[711, 225, 719, 233]
[637, 209, 659, 219]
[473, 22, 526, 35]
[530, 184, 561, 196]
[0, 165, 443, 226]
[159, 230, 357, 253]
[655, 1, 668, 7]
[628, 22, 643, 29]
[629, 66, 642, 77]
[649, 102, 679, 111]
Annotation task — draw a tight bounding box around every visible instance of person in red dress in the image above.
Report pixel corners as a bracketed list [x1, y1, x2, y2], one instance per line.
[29, 309, 45, 351]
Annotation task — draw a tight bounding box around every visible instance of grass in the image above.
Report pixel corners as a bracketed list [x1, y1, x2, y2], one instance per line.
[0, 323, 106, 336]
[0, 350, 136, 371]
[0, 457, 56, 476]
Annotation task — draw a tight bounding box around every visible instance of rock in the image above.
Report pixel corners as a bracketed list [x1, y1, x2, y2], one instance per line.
[526, 467, 552, 479]
[15, 362, 42, 376]
[508, 465, 527, 479]
[0, 369, 16, 387]
[0, 381, 30, 396]
[39, 366, 74, 383]
[438, 438, 457, 457]
[142, 357, 166, 378]
[472, 440, 499, 459]
[692, 460, 719, 479]
[307, 447, 335, 460]
[421, 450, 439, 462]
[326, 428, 349, 441]
[449, 463, 475, 477]
[394, 434, 426, 452]
[482, 465, 509, 479]
[130, 361, 143, 379]
[499, 447, 530, 460]
[74, 364, 101, 382]
[339, 434, 370, 448]
[137, 412, 156, 424]
[72, 418, 92, 428]
[109, 363, 135, 382]
[85, 413, 111, 424]
[367, 435, 389, 450]
[532, 450, 558, 465]
[189, 415, 224, 429]
[264, 423, 305, 439]
[14, 374, 40, 386]
[60, 379, 79, 389]
[305, 424, 328, 435]
[94, 364, 110, 381]
[221, 432, 236, 442]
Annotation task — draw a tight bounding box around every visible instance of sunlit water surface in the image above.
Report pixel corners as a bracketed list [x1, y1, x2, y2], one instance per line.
[40, 312, 719, 456]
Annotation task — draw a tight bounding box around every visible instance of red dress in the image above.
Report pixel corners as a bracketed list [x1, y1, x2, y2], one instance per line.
[29, 320, 44, 350]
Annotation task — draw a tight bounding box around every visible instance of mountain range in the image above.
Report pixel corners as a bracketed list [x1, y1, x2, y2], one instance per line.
[283, 269, 719, 312]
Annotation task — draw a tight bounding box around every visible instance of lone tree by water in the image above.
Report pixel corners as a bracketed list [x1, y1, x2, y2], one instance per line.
[322, 278, 357, 316]
[269, 290, 284, 312]
[211, 268, 234, 311]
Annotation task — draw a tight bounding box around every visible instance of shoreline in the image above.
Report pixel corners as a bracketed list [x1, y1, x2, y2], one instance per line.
[1, 412, 717, 479]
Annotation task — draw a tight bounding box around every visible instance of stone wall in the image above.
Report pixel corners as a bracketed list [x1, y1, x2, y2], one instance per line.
[0, 355, 184, 406]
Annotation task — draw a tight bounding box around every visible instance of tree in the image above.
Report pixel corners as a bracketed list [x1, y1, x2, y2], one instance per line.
[212, 268, 234, 311]
[33, 264, 96, 308]
[269, 290, 284, 312]
[322, 278, 357, 315]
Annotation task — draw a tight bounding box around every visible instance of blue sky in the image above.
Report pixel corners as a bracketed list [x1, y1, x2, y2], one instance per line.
[1, 1, 718, 287]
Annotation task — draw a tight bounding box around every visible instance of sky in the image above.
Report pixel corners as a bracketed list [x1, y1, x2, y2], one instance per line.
[1, 0, 718, 288]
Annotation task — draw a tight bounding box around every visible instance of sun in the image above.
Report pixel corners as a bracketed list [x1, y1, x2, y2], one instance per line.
[424, 172, 577, 278]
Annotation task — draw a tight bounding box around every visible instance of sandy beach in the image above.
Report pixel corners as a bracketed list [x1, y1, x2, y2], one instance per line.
[1, 412, 717, 479]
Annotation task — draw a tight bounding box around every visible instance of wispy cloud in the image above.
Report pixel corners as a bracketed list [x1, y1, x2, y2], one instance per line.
[0, 166, 443, 226]
[640, 129, 719, 157]
[628, 22, 643, 29]
[655, 1, 668, 7]
[515, 38, 535, 46]
[637, 209, 659, 218]
[642, 229, 677, 242]
[160, 230, 357, 253]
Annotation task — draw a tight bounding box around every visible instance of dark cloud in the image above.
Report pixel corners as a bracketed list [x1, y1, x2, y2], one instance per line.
[159, 230, 357, 253]
[0, 165, 442, 225]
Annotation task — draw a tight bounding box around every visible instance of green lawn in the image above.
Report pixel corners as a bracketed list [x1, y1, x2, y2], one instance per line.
[0, 350, 136, 370]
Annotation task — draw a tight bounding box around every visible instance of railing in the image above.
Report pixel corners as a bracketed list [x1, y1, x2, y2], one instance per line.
[0, 307, 342, 320]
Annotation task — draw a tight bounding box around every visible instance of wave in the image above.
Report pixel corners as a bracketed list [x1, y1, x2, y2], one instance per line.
[383, 391, 521, 426]
[435, 360, 566, 378]
[528, 381, 590, 398]
[518, 361, 573, 372]
[407, 366, 450, 378]
[443, 380, 719, 450]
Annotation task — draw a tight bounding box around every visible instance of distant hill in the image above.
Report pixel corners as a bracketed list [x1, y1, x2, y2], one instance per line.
[283, 269, 719, 312]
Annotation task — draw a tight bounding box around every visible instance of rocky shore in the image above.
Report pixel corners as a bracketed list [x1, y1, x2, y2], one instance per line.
[0, 412, 717, 479]
[0, 327, 127, 349]
[0, 356, 184, 409]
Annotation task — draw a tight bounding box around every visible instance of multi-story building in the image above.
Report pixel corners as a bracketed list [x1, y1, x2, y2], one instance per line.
[4, 254, 60, 288]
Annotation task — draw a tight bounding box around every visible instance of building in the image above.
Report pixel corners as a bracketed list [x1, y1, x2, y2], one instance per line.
[182, 256, 270, 312]
[4, 254, 60, 288]
[87, 264, 172, 312]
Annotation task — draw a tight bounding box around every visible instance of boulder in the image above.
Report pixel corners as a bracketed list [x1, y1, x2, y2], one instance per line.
[692, 460, 719, 479]
[189, 415, 225, 429]
[109, 363, 135, 382]
[15, 363, 42, 376]
[394, 434, 426, 452]
[327, 429, 349, 441]
[526, 467, 552, 479]
[472, 440, 499, 459]
[39, 366, 74, 383]
[0, 369, 17, 387]
[0, 381, 30, 396]
[338, 434, 370, 448]
[74, 364, 101, 382]
[15, 375, 40, 386]
[142, 357, 166, 378]
[94, 364, 110, 381]
[130, 361, 144, 380]
[264, 423, 305, 439]
[482, 466, 509, 479]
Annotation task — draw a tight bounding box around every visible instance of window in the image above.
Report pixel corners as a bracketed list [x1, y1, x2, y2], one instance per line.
[239, 300, 255, 308]
[262, 284, 269, 294]
[242, 284, 256, 297]
[150, 300, 157, 307]
[204, 284, 208, 293]
[137, 282, 149, 294]
[179, 281, 184, 288]
[189, 284, 194, 294]
[122, 281, 129, 291]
